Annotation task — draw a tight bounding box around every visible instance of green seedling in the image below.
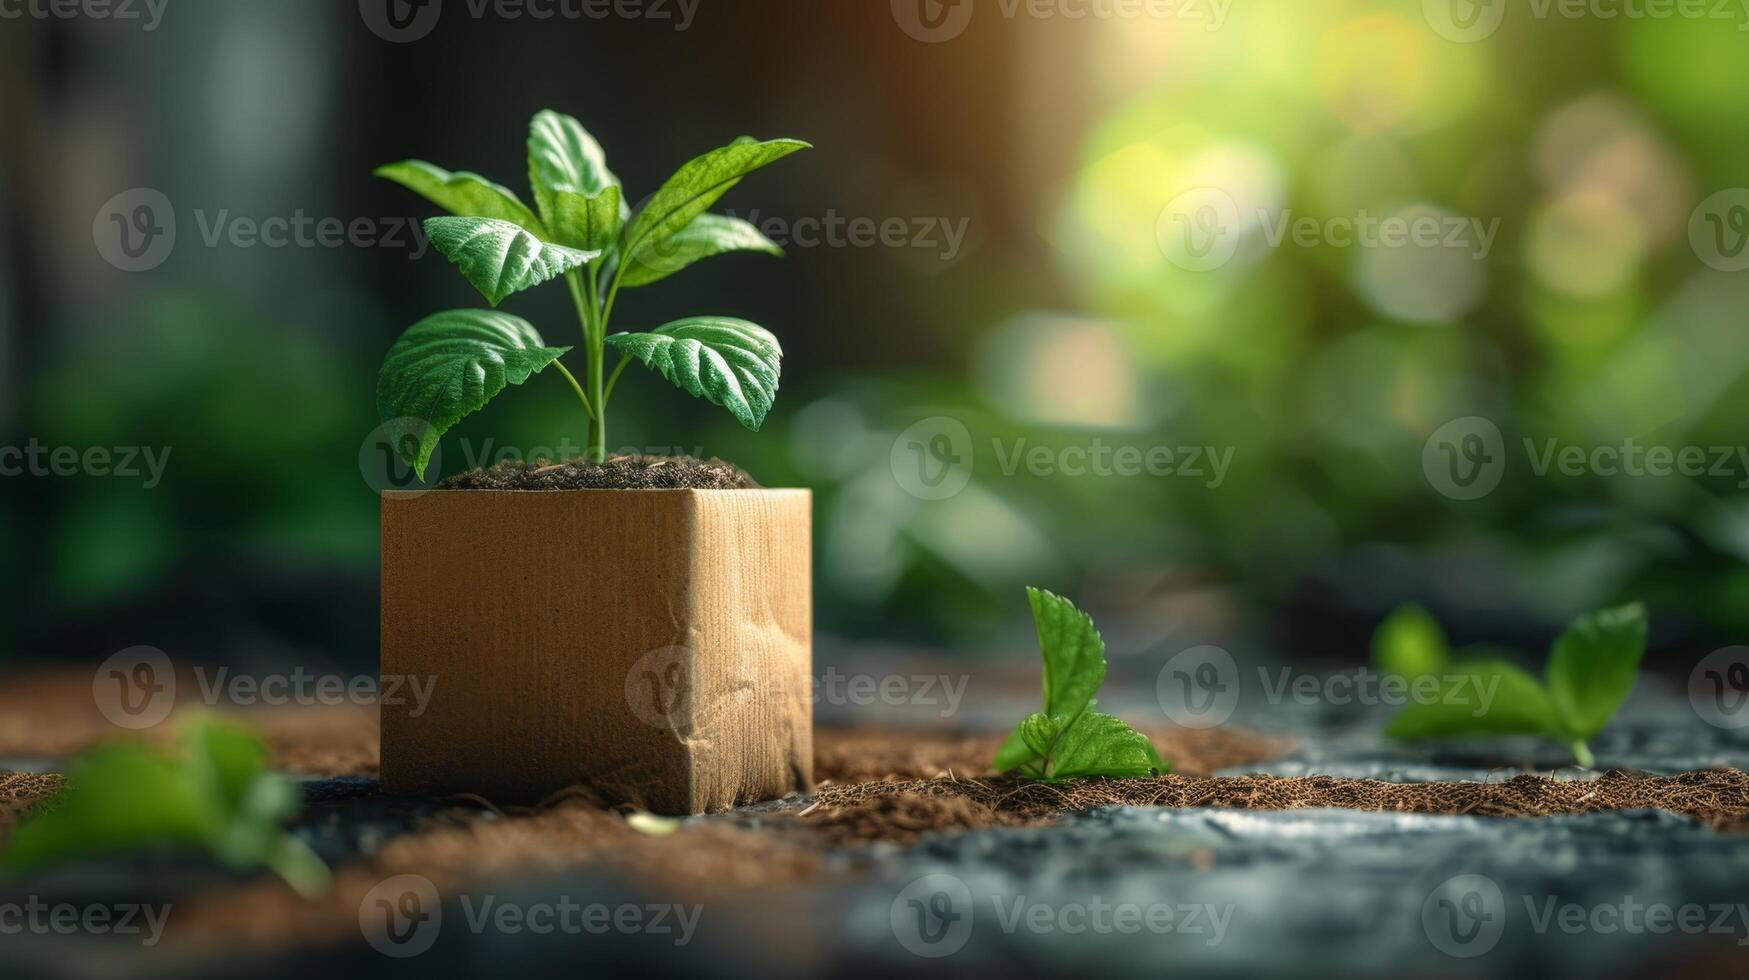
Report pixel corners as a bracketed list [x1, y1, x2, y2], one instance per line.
[4, 720, 331, 899]
[1373, 602, 1649, 769]
[375, 109, 810, 476]
[993, 588, 1171, 780]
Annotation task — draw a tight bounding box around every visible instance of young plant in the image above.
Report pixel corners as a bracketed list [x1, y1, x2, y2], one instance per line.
[1373, 602, 1649, 768]
[993, 589, 1171, 780]
[375, 110, 810, 476]
[4, 720, 331, 898]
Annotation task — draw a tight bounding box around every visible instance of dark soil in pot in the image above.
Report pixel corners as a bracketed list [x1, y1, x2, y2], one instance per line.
[436, 454, 760, 491]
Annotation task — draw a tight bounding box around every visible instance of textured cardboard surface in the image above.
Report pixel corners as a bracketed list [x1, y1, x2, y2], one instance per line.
[380, 489, 812, 814]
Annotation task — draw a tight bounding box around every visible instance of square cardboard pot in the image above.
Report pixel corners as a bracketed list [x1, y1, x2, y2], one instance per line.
[380, 488, 813, 814]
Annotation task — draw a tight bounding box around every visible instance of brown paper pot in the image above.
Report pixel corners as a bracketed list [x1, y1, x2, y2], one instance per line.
[380, 488, 813, 814]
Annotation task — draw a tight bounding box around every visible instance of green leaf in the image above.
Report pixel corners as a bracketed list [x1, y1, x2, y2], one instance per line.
[1018, 713, 1062, 758]
[424, 216, 597, 307]
[605, 317, 782, 431]
[1383, 659, 1561, 741]
[1372, 604, 1451, 680]
[548, 186, 625, 254]
[376, 310, 573, 478]
[4, 744, 212, 872]
[1047, 712, 1165, 781]
[1545, 603, 1649, 741]
[527, 110, 624, 251]
[1028, 587, 1106, 722]
[619, 214, 783, 287]
[4, 721, 330, 898]
[374, 160, 544, 236]
[992, 723, 1038, 774]
[619, 137, 809, 267]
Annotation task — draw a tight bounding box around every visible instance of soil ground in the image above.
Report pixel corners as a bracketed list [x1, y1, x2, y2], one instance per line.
[436, 455, 760, 490]
[4, 677, 1749, 957]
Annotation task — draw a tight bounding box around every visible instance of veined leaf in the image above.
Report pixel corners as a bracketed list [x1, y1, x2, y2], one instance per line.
[1018, 713, 1062, 758]
[620, 213, 783, 287]
[1383, 659, 1560, 741]
[549, 186, 625, 255]
[376, 310, 573, 478]
[989, 589, 1175, 780]
[527, 110, 623, 251]
[619, 137, 809, 267]
[1545, 603, 1648, 741]
[424, 217, 596, 306]
[1047, 712, 1165, 781]
[374, 160, 543, 236]
[605, 317, 782, 431]
[1029, 587, 1106, 722]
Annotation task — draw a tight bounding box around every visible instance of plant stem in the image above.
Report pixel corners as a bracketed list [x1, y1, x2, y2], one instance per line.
[1570, 740, 1595, 769]
[566, 270, 607, 462]
[552, 362, 594, 420]
[265, 834, 332, 901]
[602, 357, 632, 405]
[585, 273, 606, 463]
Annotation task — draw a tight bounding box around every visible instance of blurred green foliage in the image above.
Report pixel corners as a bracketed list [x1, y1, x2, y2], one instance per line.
[14, 2, 1749, 658]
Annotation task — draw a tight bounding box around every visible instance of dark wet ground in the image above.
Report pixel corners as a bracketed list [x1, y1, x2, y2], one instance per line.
[3, 674, 1748, 979]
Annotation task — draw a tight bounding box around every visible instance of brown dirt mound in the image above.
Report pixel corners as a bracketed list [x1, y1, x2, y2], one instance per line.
[813, 725, 1288, 783]
[169, 795, 823, 949]
[0, 772, 63, 834]
[437, 455, 759, 490]
[794, 767, 1749, 845]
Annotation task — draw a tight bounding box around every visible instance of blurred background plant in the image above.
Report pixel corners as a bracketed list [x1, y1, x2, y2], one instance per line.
[2, 0, 1747, 677]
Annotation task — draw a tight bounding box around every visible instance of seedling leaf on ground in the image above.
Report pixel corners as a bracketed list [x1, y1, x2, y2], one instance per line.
[992, 588, 1170, 781]
[3, 720, 331, 899]
[1375, 602, 1648, 768]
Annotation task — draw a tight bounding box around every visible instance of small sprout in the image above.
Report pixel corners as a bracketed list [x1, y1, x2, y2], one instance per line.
[1374, 602, 1649, 769]
[375, 110, 810, 476]
[992, 588, 1171, 781]
[3, 720, 332, 899]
